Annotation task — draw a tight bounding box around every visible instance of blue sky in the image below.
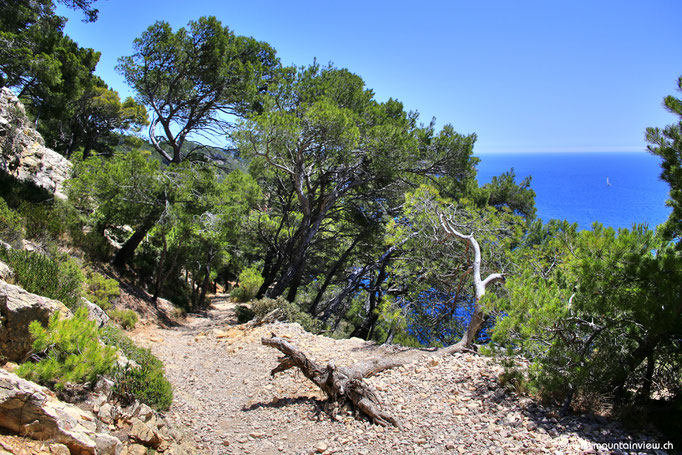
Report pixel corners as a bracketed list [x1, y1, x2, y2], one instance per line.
[57, 0, 682, 154]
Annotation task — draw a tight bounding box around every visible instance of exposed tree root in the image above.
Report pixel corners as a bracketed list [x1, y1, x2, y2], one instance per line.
[262, 334, 404, 429]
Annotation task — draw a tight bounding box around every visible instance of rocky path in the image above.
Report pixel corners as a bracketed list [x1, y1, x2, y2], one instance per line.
[132, 295, 669, 455]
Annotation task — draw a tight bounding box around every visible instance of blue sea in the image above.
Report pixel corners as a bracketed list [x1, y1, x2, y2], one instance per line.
[475, 152, 671, 230]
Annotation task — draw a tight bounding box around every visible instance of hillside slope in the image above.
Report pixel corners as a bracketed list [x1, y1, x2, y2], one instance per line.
[132, 296, 666, 455]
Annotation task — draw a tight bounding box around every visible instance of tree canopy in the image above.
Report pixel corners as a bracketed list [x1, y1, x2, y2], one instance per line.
[117, 16, 280, 164]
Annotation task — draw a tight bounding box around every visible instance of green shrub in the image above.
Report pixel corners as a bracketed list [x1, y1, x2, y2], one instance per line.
[100, 326, 163, 370]
[111, 364, 173, 411]
[235, 304, 255, 323]
[17, 307, 117, 389]
[100, 326, 173, 411]
[108, 309, 139, 330]
[84, 269, 119, 310]
[0, 197, 23, 245]
[0, 249, 84, 309]
[498, 359, 530, 395]
[18, 200, 72, 241]
[230, 267, 264, 302]
[251, 296, 321, 333]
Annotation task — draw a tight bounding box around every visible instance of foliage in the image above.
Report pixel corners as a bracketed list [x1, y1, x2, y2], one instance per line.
[237, 62, 481, 303]
[83, 269, 119, 310]
[108, 308, 139, 330]
[472, 169, 536, 220]
[647, 75, 682, 241]
[492, 221, 682, 408]
[235, 304, 255, 323]
[100, 326, 173, 411]
[17, 307, 116, 389]
[230, 266, 264, 303]
[0, 197, 23, 245]
[0, 248, 83, 309]
[0, 0, 144, 156]
[386, 184, 522, 347]
[117, 15, 279, 163]
[111, 364, 173, 411]
[251, 296, 322, 333]
[17, 199, 76, 242]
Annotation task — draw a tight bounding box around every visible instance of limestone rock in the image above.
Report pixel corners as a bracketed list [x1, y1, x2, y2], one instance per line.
[84, 298, 110, 328]
[121, 444, 147, 455]
[95, 433, 122, 455]
[129, 417, 161, 448]
[0, 87, 71, 199]
[0, 369, 122, 455]
[0, 280, 72, 362]
[0, 261, 11, 281]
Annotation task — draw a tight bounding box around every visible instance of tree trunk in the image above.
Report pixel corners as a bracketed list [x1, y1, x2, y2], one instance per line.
[641, 352, 655, 401]
[350, 258, 389, 340]
[437, 213, 505, 353]
[112, 216, 156, 268]
[257, 248, 279, 298]
[310, 236, 361, 315]
[262, 335, 404, 428]
[151, 234, 168, 304]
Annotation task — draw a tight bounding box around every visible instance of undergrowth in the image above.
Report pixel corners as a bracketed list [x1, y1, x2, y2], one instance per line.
[17, 307, 117, 389]
[100, 326, 173, 411]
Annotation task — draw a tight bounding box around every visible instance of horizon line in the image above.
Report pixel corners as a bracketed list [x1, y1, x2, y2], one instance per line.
[475, 145, 647, 154]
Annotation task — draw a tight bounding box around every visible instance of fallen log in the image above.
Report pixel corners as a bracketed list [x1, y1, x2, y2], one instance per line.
[261, 334, 404, 429]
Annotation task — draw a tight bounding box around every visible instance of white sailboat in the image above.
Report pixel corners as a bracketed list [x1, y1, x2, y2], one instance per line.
[606, 177, 611, 186]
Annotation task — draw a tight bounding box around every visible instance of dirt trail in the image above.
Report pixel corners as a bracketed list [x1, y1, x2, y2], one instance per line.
[131, 295, 668, 455]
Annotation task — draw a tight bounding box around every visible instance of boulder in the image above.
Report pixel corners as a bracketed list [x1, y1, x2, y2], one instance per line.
[128, 418, 161, 448]
[0, 280, 72, 362]
[0, 261, 11, 281]
[84, 298, 110, 328]
[0, 369, 122, 455]
[0, 87, 71, 199]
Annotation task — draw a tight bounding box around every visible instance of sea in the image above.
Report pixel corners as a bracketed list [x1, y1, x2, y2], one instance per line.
[475, 152, 671, 230]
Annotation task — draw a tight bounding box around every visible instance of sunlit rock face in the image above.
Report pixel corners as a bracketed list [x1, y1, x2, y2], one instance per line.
[0, 87, 71, 199]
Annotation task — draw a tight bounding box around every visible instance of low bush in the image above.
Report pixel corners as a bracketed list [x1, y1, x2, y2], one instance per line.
[17, 307, 117, 389]
[230, 267, 264, 303]
[100, 326, 173, 411]
[108, 309, 139, 330]
[251, 296, 321, 333]
[235, 304, 255, 323]
[0, 248, 84, 309]
[0, 197, 23, 245]
[18, 199, 75, 242]
[84, 269, 119, 310]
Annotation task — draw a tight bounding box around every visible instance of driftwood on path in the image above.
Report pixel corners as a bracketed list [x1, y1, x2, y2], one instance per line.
[262, 334, 406, 429]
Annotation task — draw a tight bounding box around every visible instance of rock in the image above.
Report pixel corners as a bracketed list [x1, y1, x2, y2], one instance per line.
[0, 261, 12, 281]
[98, 403, 115, 425]
[0, 87, 71, 199]
[0, 369, 121, 454]
[20, 239, 47, 254]
[50, 444, 71, 455]
[129, 402, 154, 422]
[84, 298, 110, 327]
[121, 444, 147, 455]
[129, 417, 161, 448]
[95, 433, 122, 455]
[94, 377, 115, 399]
[0, 280, 72, 362]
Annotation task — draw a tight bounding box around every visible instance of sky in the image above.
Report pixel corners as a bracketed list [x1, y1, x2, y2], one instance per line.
[57, 0, 682, 155]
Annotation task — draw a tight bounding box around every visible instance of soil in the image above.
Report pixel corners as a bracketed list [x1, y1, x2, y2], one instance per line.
[129, 295, 671, 455]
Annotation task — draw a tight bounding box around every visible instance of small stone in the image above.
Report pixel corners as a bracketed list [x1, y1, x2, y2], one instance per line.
[49, 444, 70, 455]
